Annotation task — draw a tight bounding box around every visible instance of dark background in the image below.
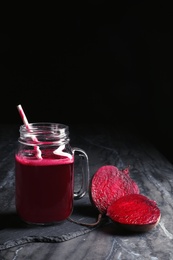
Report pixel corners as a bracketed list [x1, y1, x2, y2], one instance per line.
[1, 2, 173, 162]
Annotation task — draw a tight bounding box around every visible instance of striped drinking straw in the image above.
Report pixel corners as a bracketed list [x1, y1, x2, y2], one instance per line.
[17, 104, 42, 159]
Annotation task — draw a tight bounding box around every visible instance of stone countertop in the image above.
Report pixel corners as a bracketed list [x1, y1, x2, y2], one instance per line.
[0, 123, 173, 260]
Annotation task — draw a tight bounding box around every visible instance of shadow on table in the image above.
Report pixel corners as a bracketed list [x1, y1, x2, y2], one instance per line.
[99, 221, 153, 237]
[0, 212, 29, 229]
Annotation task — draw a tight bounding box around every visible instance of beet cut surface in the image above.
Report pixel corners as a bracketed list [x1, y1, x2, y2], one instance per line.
[106, 194, 161, 232]
[90, 165, 140, 214]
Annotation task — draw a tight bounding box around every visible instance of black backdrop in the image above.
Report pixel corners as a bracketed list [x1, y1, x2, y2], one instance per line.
[1, 2, 173, 161]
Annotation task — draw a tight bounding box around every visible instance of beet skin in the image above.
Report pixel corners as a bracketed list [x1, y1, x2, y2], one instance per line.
[106, 194, 161, 232]
[89, 165, 140, 214]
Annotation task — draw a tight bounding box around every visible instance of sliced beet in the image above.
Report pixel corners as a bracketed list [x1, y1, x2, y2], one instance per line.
[106, 194, 161, 232]
[89, 165, 140, 214]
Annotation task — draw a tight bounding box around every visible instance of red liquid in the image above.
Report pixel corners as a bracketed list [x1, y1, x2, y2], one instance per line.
[15, 151, 74, 224]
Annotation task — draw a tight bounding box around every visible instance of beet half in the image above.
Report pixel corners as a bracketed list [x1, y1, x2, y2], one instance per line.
[106, 194, 161, 232]
[89, 165, 140, 214]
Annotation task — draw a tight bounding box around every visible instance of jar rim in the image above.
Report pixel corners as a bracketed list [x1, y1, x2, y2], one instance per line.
[20, 122, 68, 129]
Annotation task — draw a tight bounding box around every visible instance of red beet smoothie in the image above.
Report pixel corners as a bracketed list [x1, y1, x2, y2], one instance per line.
[15, 151, 74, 224]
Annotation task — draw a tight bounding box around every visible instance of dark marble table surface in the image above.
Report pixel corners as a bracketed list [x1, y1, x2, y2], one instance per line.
[0, 123, 173, 260]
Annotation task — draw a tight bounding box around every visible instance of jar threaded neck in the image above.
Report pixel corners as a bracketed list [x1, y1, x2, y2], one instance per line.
[19, 123, 70, 146]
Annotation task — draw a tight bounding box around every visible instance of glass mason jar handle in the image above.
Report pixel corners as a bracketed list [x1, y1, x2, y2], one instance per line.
[72, 147, 89, 200]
